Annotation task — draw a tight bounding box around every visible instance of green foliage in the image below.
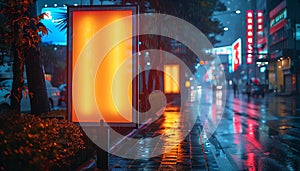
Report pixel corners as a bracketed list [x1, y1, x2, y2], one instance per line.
[0, 0, 50, 115]
[40, 44, 67, 70]
[0, 0, 48, 51]
[0, 112, 86, 170]
[55, 10, 68, 32]
[158, 0, 226, 44]
[125, 0, 226, 44]
[40, 109, 67, 119]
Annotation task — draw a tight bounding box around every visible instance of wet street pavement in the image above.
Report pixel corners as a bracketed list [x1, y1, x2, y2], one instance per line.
[108, 88, 300, 170]
[109, 100, 219, 170]
[214, 91, 300, 170]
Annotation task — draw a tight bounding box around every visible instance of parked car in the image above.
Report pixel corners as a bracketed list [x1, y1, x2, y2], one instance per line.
[0, 79, 60, 114]
[212, 84, 223, 91]
[58, 83, 67, 106]
[241, 87, 247, 94]
[0, 88, 12, 114]
[251, 84, 267, 97]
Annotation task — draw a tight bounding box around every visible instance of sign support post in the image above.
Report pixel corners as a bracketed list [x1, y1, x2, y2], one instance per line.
[67, 6, 138, 169]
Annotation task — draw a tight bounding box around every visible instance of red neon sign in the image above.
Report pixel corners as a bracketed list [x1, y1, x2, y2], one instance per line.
[232, 38, 241, 72]
[246, 10, 254, 64]
[257, 10, 264, 34]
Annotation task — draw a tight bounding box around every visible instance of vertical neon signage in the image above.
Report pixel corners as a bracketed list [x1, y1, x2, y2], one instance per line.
[256, 10, 264, 58]
[257, 10, 264, 35]
[246, 10, 254, 64]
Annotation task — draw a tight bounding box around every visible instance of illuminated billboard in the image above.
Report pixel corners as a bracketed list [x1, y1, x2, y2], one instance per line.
[269, 1, 287, 35]
[164, 65, 180, 94]
[41, 7, 67, 45]
[232, 38, 242, 72]
[68, 6, 137, 126]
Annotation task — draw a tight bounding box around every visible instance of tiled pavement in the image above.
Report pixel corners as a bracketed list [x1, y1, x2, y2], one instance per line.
[109, 103, 220, 171]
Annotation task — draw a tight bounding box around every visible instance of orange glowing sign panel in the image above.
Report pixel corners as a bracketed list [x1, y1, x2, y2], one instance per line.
[164, 65, 180, 94]
[185, 81, 191, 88]
[68, 6, 137, 125]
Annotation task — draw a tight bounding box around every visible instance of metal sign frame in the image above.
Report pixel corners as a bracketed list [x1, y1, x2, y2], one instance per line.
[67, 5, 138, 127]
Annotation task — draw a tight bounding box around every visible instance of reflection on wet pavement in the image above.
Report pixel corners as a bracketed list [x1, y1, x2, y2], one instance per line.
[109, 91, 220, 170]
[110, 87, 229, 170]
[109, 89, 300, 170]
[214, 91, 300, 170]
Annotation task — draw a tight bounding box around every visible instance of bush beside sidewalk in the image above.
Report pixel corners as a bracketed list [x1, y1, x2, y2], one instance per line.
[0, 110, 97, 170]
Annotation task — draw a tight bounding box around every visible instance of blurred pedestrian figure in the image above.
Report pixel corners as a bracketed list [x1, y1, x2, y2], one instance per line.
[246, 82, 251, 100]
[233, 83, 238, 97]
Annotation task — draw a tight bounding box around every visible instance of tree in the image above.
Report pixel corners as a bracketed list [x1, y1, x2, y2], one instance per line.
[54, 1, 226, 111]
[0, 0, 49, 114]
[122, 0, 226, 110]
[123, 0, 226, 44]
[40, 44, 67, 86]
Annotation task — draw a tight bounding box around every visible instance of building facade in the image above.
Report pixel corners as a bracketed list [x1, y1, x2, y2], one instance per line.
[267, 0, 300, 94]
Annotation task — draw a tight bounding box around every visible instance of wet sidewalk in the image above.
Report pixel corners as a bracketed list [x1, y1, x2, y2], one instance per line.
[109, 102, 220, 171]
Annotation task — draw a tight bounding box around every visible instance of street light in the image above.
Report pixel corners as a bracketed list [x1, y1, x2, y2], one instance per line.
[223, 27, 229, 31]
[213, 9, 241, 16]
[212, 9, 241, 37]
[212, 9, 241, 46]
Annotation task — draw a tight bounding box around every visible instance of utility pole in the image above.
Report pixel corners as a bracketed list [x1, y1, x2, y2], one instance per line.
[252, 0, 257, 81]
